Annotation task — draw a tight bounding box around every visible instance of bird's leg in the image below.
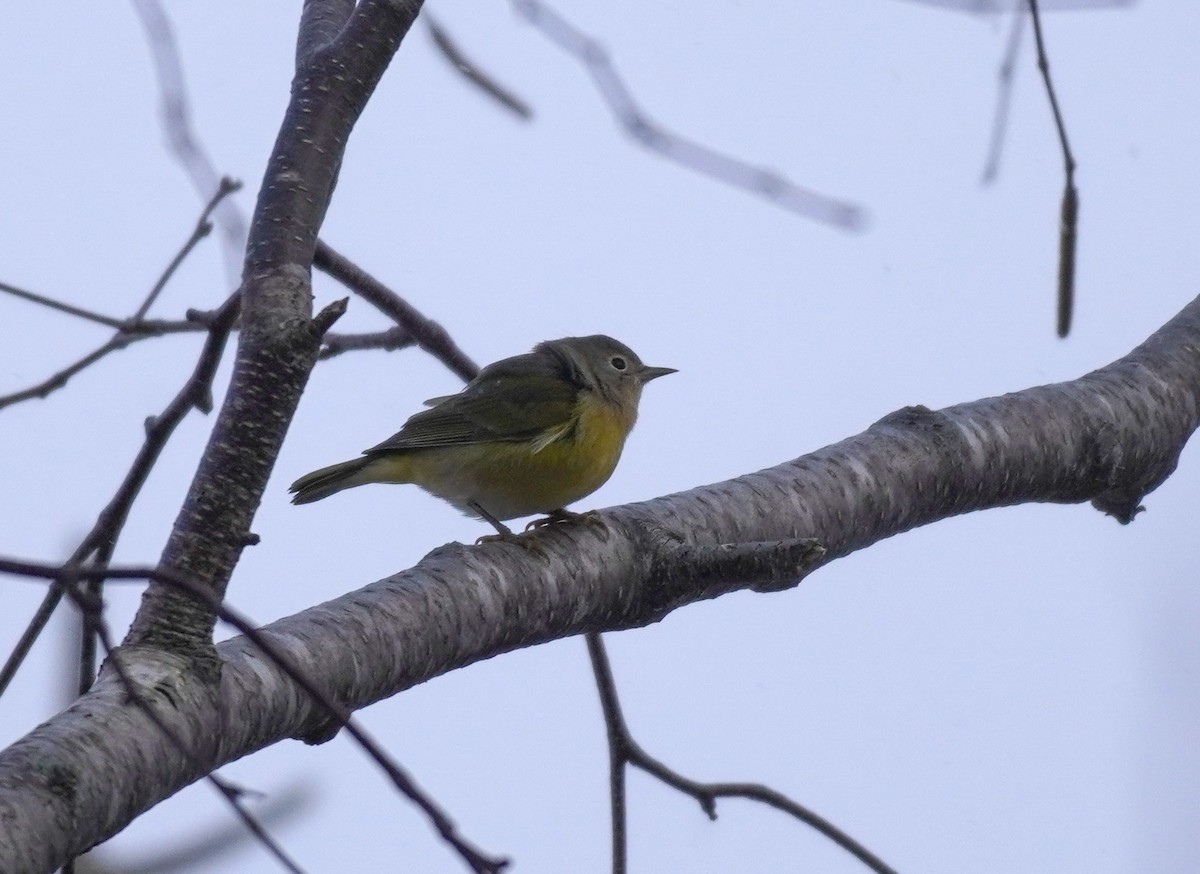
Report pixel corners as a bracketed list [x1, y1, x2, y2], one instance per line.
[470, 501, 522, 545]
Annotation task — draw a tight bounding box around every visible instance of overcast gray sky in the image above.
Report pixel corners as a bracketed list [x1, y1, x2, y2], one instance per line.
[2, 2, 1197, 872]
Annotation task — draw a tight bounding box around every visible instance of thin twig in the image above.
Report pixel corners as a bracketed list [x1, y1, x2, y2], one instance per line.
[980, 3, 1026, 184]
[0, 336, 135, 411]
[0, 319, 216, 412]
[0, 556, 509, 874]
[509, 0, 865, 230]
[319, 326, 416, 360]
[426, 13, 533, 120]
[900, 0, 1132, 11]
[1026, 0, 1079, 337]
[132, 0, 248, 285]
[0, 180, 239, 413]
[586, 633, 630, 874]
[208, 775, 308, 874]
[0, 280, 125, 328]
[102, 780, 313, 874]
[0, 291, 240, 698]
[586, 633, 899, 874]
[138, 2, 478, 381]
[313, 239, 479, 382]
[133, 177, 242, 323]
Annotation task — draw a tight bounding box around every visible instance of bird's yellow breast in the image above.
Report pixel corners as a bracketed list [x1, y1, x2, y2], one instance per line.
[393, 390, 635, 521]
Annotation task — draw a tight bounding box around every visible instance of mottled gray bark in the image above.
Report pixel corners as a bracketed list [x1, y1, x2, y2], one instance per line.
[126, 0, 425, 654]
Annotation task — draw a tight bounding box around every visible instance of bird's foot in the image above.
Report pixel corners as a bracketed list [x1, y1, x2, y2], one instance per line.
[470, 502, 547, 553]
[475, 530, 523, 545]
[525, 508, 606, 532]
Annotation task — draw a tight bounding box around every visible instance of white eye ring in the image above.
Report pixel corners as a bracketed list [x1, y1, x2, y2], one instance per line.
[610, 356, 628, 371]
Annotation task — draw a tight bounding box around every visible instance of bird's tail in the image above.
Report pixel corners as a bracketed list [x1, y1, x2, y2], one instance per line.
[290, 457, 380, 504]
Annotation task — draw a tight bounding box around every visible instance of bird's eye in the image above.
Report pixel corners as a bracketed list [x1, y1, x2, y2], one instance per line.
[610, 356, 628, 371]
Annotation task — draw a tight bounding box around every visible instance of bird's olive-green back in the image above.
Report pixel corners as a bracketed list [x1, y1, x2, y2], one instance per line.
[366, 351, 578, 453]
[365, 336, 650, 455]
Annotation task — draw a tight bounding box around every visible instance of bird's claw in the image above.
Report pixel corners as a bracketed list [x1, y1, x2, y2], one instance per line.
[474, 530, 524, 546]
[525, 509, 603, 531]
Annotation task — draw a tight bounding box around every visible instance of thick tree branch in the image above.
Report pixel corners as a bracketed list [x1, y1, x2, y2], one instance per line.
[125, 0, 425, 653]
[3, 288, 1198, 871]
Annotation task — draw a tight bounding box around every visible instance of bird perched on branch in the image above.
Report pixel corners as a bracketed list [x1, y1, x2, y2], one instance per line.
[290, 334, 675, 539]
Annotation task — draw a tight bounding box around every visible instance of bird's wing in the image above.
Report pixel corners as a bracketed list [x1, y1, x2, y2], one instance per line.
[366, 353, 579, 453]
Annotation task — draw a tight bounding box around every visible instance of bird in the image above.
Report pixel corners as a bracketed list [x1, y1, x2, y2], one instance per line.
[289, 334, 675, 538]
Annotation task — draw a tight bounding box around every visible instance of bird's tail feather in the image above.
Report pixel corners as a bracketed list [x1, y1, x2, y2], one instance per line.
[290, 457, 379, 504]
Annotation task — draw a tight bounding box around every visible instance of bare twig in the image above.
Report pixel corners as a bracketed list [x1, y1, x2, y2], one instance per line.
[509, 0, 865, 229]
[0, 556, 508, 874]
[898, 0, 1132, 11]
[981, 4, 1026, 184]
[913, 0, 1124, 334]
[0, 280, 125, 328]
[207, 775, 308, 874]
[132, 0, 248, 285]
[319, 326, 416, 360]
[426, 13, 533, 120]
[1027, 0, 1080, 337]
[313, 239, 479, 381]
[0, 317, 214, 412]
[0, 336, 136, 411]
[0, 182, 238, 413]
[133, 178, 242, 322]
[0, 307, 422, 411]
[586, 633, 898, 874]
[100, 780, 314, 874]
[0, 291, 240, 698]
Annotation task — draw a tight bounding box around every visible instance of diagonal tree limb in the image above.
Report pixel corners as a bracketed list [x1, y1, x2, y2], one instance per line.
[135, 0, 481, 387]
[125, 0, 427, 654]
[64, 580, 308, 874]
[1, 558, 508, 874]
[2, 284, 1199, 870]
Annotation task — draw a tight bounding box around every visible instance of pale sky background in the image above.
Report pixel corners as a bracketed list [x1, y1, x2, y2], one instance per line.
[2, 2, 1198, 872]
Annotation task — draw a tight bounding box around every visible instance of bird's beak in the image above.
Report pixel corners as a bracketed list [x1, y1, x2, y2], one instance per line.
[639, 365, 677, 383]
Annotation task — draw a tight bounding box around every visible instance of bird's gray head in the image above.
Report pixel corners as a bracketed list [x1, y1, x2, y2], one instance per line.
[537, 335, 676, 409]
